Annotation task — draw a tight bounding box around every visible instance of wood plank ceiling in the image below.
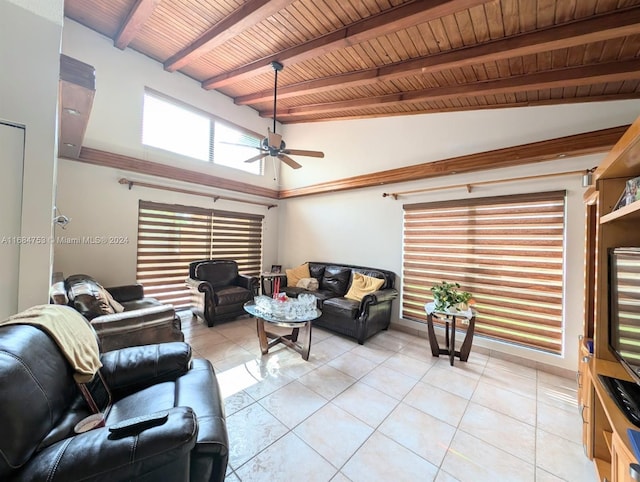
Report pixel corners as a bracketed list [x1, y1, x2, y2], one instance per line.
[64, 0, 640, 124]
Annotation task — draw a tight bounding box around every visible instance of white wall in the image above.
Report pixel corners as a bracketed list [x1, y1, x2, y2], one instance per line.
[0, 0, 63, 310]
[59, 15, 640, 370]
[280, 101, 640, 189]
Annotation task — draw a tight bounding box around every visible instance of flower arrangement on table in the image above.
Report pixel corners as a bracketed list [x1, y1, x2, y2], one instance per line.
[425, 281, 476, 317]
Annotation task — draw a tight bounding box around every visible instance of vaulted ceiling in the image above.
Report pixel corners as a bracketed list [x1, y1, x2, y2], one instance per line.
[64, 0, 640, 124]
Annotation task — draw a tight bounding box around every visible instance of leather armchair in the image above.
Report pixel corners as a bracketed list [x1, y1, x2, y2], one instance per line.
[0, 324, 228, 482]
[187, 259, 259, 327]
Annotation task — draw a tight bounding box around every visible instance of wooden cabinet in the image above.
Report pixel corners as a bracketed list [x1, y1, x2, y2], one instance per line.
[582, 115, 640, 482]
[613, 431, 638, 482]
[578, 337, 594, 459]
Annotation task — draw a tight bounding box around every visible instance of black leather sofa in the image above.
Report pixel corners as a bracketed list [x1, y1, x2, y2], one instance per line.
[0, 323, 228, 482]
[282, 262, 398, 344]
[52, 273, 184, 351]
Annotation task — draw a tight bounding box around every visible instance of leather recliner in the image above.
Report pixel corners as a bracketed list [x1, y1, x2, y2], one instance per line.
[0, 323, 228, 482]
[52, 273, 184, 351]
[186, 259, 259, 327]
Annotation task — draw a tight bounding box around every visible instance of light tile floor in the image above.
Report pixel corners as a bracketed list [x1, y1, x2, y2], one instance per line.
[180, 312, 596, 482]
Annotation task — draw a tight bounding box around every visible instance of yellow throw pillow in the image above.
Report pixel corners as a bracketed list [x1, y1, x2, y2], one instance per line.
[286, 263, 311, 287]
[345, 272, 384, 301]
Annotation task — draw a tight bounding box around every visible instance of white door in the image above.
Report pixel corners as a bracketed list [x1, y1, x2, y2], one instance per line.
[0, 122, 25, 319]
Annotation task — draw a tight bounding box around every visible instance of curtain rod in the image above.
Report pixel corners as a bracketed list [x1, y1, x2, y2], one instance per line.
[382, 169, 589, 200]
[118, 178, 278, 209]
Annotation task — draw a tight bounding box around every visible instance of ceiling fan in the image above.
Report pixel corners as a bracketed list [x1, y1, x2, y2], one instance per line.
[244, 61, 324, 170]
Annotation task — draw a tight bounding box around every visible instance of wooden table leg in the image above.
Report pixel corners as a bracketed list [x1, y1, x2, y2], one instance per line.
[426, 314, 440, 357]
[300, 322, 312, 361]
[458, 315, 476, 362]
[449, 318, 456, 366]
[256, 318, 269, 355]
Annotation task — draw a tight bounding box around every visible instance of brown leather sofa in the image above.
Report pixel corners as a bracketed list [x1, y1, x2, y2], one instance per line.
[0, 323, 228, 482]
[186, 259, 259, 327]
[282, 262, 398, 344]
[53, 273, 183, 351]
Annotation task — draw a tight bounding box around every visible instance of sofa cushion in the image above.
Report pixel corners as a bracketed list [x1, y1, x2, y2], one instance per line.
[120, 298, 162, 312]
[345, 272, 385, 302]
[296, 277, 319, 291]
[286, 263, 310, 287]
[66, 274, 115, 320]
[322, 297, 360, 319]
[195, 262, 238, 289]
[214, 286, 252, 306]
[309, 264, 326, 281]
[321, 267, 351, 296]
[282, 287, 335, 304]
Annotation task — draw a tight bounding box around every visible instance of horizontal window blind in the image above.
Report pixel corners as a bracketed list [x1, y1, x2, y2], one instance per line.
[211, 209, 263, 274]
[402, 191, 566, 354]
[613, 250, 640, 364]
[137, 201, 263, 308]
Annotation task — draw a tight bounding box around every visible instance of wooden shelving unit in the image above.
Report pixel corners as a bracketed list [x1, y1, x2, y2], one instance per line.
[580, 115, 640, 482]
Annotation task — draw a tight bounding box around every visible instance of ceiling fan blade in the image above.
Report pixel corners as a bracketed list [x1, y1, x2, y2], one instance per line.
[244, 152, 269, 163]
[268, 131, 282, 149]
[279, 154, 302, 169]
[283, 149, 324, 158]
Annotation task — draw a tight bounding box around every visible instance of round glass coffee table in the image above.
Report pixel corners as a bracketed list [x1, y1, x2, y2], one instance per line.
[244, 301, 321, 361]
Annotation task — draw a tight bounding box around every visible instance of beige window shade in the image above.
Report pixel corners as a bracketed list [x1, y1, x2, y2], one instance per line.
[137, 201, 263, 308]
[402, 191, 566, 355]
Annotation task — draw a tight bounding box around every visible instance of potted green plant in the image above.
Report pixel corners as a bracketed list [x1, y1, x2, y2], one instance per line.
[430, 281, 473, 312]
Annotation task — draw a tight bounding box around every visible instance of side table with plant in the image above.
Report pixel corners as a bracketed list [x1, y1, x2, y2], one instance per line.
[430, 281, 474, 313]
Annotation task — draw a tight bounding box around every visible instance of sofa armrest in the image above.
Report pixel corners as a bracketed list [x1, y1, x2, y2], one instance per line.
[106, 283, 144, 302]
[186, 277, 214, 295]
[236, 274, 259, 293]
[360, 288, 398, 307]
[100, 342, 192, 397]
[16, 407, 197, 482]
[91, 304, 183, 352]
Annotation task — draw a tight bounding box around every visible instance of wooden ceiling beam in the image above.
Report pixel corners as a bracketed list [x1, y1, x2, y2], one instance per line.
[266, 59, 640, 119]
[114, 0, 161, 50]
[202, 0, 494, 90]
[164, 0, 295, 72]
[235, 7, 640, 106]
[278, 126, 629, 199]
[279, 94, 640, 124]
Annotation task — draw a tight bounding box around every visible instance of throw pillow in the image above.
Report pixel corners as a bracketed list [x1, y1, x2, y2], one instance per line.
[286, 263, 311, 287]
[309, 264, 325, 280]
[345, 272, 385, 302]
[296, 277, 319, 291]
[321, 267, 351, 295]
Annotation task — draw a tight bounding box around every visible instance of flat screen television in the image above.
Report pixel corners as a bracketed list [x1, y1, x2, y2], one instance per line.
[609, 247, 640, 383]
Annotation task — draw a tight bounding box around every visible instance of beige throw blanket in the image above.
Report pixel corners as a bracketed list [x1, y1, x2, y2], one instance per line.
[0, 304, 102, 383]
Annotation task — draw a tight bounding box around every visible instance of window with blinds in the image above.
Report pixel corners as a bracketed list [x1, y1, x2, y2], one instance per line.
[402, 191, 566, 355]
[142, 89, 262, 175]
[136, 201, 263, 308]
